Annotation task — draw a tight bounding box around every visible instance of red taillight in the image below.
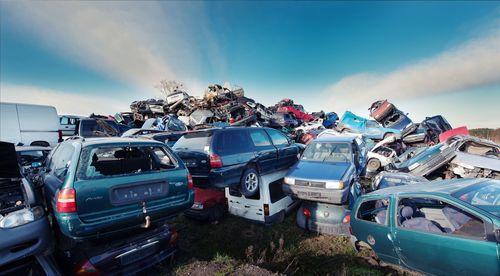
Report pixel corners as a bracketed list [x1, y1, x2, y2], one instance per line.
[263, 204, 270, 216]
[75, 259, 101, 276]
[343, 214, 351, 224]
[169, 227, 178, 246]
[210, 153, 222, 168]
[187, 174, 193, 190]
[303, 208, 311, 218]
[56, 188, 77, 213]
[58, 130, 63, 142]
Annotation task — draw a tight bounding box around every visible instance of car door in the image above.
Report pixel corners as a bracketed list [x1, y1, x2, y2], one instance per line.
[248, 128, 278, 174]
[43, 142, 76, 207]
[393, 196, 499, 275]
[265, 128, 298, 170]
[351, 196, 400, 265]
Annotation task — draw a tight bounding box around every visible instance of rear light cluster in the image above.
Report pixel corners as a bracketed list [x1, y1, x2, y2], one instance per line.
[263, 204, 270, 216]
[303, 208, 311, 218]
[187, 174, 193, 190]
[169, 227, 179, 246]
[210, 153, 222, 168]
[343, 214, 351, 224]
[56, 188, 77, 213]
[76, 259, 100, 276]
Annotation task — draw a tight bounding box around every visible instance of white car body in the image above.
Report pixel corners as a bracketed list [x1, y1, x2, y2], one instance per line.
[226, 170, 299, 224]
[1, 102, 60, 147]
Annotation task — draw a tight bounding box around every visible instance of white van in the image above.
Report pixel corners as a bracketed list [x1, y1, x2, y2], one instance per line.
[226, 170, 300, 224]
[0, 102, 61, 147]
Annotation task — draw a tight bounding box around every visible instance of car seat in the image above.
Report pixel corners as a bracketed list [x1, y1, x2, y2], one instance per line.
[400, 206, 443, 233]
[442, 205, 471, 231]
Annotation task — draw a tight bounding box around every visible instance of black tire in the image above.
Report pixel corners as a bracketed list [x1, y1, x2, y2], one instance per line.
[240, 168, 260, 197]
[367, 158, 381, 172]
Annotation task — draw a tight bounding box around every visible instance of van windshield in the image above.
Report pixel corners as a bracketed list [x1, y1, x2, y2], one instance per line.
[302, 142, 352, 162]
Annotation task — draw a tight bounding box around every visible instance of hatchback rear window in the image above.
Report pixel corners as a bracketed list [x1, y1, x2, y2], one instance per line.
[80, 120, 120, 137]
[174, 131, 213, 152]
[77, 145, 177, 180]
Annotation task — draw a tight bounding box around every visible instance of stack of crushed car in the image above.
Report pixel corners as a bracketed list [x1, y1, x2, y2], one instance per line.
[2, 87, 499, 276]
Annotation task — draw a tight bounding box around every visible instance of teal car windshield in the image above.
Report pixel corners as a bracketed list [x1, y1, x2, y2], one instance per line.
[301, 142, 352, 162]
[453, 182, 500, 218]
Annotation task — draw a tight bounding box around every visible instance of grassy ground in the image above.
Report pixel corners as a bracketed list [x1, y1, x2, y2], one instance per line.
[147, 212, 416, 276]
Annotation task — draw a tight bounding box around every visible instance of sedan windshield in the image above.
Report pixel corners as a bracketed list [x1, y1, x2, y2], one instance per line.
[302, 142, 352, 162]
[453, 182, 500, 218]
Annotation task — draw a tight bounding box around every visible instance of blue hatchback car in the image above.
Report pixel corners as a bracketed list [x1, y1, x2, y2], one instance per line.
[337, 111, 401, 140]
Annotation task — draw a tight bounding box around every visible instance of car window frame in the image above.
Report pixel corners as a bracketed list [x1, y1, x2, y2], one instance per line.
[356, 196, 391, 226]
[265, 129, 290, 147]
[394, 194, 492, 242]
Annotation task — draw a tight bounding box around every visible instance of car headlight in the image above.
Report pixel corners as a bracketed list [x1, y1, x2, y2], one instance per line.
[191, 203, 204, 210]
[325, 181, 344, 189]
[284, 176, 295, 185]
[0, 206, 44, 228]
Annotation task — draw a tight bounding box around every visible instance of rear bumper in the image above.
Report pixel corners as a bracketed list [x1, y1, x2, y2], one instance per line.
[74, 225, 176, 275]
[55, 191, 194, 240]
[282, 183, 348, 204]
[0, 216, 53, 267]
[298, 218, 350, 236]
[184, 208, 211, 221]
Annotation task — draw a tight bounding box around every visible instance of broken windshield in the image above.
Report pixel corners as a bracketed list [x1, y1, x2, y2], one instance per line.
[301, 142, 352, 162]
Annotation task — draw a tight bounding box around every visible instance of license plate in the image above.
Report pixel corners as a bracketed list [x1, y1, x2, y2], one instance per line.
[298, 191, 321, 198]
[184, 159, 197, 167]
[110, 181, 168, 205]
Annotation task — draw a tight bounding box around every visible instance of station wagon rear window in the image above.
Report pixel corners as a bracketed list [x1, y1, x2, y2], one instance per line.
[76, 145, 177, 180]
[302, 142, 352, 162]
[174, 131, 213, 152]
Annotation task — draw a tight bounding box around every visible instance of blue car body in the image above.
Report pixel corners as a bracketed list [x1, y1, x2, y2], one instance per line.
[337, 111, 400, 140]
[296, 201, 350, 236]
[322, 112, 339, 129]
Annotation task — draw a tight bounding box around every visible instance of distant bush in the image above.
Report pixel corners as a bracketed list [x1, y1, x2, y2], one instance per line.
[469, 128, 500, 143]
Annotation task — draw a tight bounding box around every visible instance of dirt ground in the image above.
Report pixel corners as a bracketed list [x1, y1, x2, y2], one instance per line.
[144, 213, 418, 276]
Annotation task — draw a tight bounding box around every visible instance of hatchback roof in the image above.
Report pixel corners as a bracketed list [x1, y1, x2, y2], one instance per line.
[368, 178, 495, 197]
[69, 137, 164, 147]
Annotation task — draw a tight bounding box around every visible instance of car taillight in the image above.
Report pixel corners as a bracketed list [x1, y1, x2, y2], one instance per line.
[303, 208, 311, 218]
[210, 153, 222, 168]
[75, 259, 101, 276]
[58, 130, 63, 142]
[343, 214, 351, 224]
[187, 174, 193, 190]
[263, 204, 270, 216]
[56, 188, 77, 213]
[170, 227, 178, 246]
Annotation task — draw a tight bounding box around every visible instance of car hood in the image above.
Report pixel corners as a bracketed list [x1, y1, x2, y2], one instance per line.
[0, 141, 21, 179]
[287, 160, 350, 181]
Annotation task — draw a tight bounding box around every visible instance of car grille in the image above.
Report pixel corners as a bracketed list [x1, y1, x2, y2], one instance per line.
[295, 180, 325, 188]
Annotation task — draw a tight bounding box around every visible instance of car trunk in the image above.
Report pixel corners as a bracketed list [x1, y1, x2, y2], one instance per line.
[74, 169, 189, 228]
[175, 151, 211, 177]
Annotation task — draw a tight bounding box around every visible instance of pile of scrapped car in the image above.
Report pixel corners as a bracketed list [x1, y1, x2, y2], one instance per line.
[2, 90, 499, 276]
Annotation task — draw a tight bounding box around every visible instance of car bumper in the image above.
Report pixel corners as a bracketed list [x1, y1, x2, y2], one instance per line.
[184, 208, 211, 221]
[300, 219, 350, 236]
[81, 225, 176, 275]
[0, 216, 53, 267]
[282, 183, 348, 204]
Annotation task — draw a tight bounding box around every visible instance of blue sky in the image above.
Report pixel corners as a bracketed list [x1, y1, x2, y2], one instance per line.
[1, 1, 499, 127]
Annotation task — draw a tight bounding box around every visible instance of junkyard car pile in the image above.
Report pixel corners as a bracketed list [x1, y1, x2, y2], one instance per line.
[1, 91, 499, 276]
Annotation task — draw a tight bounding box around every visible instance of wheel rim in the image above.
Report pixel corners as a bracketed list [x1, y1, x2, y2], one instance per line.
[245, 173, 258, 192]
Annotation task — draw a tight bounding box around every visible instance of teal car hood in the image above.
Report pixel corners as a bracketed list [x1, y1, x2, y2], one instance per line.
[287, 160, 350, 181]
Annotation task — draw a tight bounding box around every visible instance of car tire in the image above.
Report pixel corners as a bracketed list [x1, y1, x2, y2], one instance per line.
[240, 168, 260, 197]
[367, 158, 381, 172]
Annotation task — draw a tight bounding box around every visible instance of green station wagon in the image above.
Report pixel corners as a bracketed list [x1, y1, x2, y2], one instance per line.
[43, 137, 194, 241]
[350, 178, 500, 276]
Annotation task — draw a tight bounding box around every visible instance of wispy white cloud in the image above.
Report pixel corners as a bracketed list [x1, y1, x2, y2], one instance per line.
[1, 1, 222, 92]
[0, 83, 130, 116]
[326, 33, 500, 112]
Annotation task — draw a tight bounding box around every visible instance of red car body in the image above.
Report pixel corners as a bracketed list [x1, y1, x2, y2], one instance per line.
[439, 126, 469, 142]
[277, 106, 314, 122]
[184, 187, 227, 222]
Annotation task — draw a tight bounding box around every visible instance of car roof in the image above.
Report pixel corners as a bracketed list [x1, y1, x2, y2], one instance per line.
[15, 146, 52, 152]
[368, 178, 495, 197]
[313, 135, 358, 143]
[74, 137, 164, 147]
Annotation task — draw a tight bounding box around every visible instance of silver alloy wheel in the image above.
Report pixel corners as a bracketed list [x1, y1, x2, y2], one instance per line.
[245, 172, 258, 192]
